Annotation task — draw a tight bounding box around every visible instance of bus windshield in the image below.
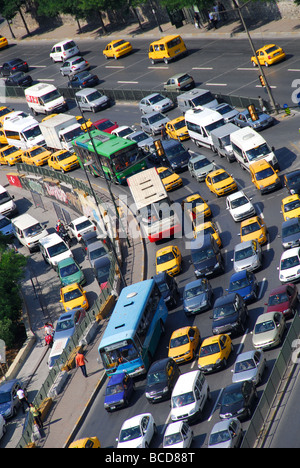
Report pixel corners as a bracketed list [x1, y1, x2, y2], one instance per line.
[100, 339, 139, 369]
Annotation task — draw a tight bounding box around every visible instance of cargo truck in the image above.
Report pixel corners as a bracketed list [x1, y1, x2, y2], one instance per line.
[39, 114, 85, 151]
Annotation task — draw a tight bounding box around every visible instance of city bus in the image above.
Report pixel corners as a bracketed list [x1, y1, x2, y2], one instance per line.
[71, 129, 147, 184]
[127, 167, 181, 242]
[98, 279, 168, 377]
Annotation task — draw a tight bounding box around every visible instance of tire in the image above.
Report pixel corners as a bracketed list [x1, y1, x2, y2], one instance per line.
[252, 60, 257, 67]
[151, 59, 155, 65]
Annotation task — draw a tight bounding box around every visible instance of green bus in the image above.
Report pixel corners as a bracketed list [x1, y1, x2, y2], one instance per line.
[72, 129, 147, 184]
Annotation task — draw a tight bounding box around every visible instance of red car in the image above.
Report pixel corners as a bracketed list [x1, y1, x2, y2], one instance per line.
[265, 283, 299, 318]
[92, 118, 118, 133]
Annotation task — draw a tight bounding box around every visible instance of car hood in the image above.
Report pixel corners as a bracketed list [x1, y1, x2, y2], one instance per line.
[212, 311, 238, 329]
[167, 153, 190, 169]
[253, 328, 278, 346]
[208, 439, 233, 449]
[220, 398, 245, 418]
[145, 380, 167, 394]
[104, 390, 125, 406]
[193, 256, 217, 272]
[231, 202, 253, 217]
[235, 255, 258, 271]
[266, 301, 289, 313]
[232, 368, 258, 384]
[194, 163, 214, 177]
[184, 292, 208, 310]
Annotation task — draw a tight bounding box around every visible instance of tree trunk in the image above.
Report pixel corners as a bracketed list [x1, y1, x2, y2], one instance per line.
[98, 10, 107, 34]
[18, 7, 31, 36]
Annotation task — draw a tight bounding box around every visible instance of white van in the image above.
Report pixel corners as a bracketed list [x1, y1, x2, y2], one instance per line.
[48, 337, 70, 369]
[12, 214, 48, 252]
[170, 370, 210, 423]
[230, 127, 279, 172]
[50, 40, 80, 62]
[3, 113, 45, 150]
[25, 83, 68, 116]
[0, 185, 18, 218]
[185, 107, 225, 150]
[39, 232, 73, 270]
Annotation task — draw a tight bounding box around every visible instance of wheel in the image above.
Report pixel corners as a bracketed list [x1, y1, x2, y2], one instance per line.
[151, 59, 155, 65]
[252, 60, 257, 67]
[163, 57, 169, 64]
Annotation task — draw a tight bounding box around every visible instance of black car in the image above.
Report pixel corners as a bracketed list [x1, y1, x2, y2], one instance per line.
[219, 381, 258, 421]
[283, 170, 300, 195]
[145, 358, 180, 403]
[183, 278, 214, 316]
[68, 70, 100, 89]
[211, 292, 248, 336]
[190, 234, 225, 279]
[153, 272, 179, 308]
[0, 58, 29, 76]
[5, 72, 33, 88]
[160, 140, 190, 172]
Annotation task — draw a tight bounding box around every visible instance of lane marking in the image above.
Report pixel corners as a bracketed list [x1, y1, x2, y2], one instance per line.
[117, 81, 138, 84]
[192, 67, 213, 70]
[105, 65, 124, 69]
[206, 83, 227, 86]
[208, 388, 223, 421]
[237, 67, 256, 70]
[236, 328, 249, 356]
[256, 85, 277, 88]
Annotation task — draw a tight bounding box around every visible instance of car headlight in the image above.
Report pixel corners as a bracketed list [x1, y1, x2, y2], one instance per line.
[189, 407, 197, 416]
[214, 262, 220, 269]
[280, 273, 285, 281]
[145, 392, 150, 398]
[163, 386, 169, 393]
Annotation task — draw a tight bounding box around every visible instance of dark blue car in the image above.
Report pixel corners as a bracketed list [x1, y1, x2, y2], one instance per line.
[104, 372, 134, 412]
[68, 70, 100, 89]
[227, 270, 259, 303]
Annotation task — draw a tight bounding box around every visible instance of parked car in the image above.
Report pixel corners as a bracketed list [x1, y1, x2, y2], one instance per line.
[265, 283, 298, 318]
[183, 278, 214, 316]
[145, 358, 180, 403]
[68, 216, 96, 241]
[231, 350, 266, 385]
[53, 308, 86, 341]
[211, 292, 248, 336]
[60, 56, 89, 76]
[226, 270, 259, 303]
[233, 108, 274, 131]
[152, 272, 179, 309]
[208, 418, 243, 448]
[163, 421, 193, 448]
[139, 93, 174, 114]
[0, 379, 26, 419]
[87, 240, 109, 268]
[104, 372, 135, 412]
[140, 111, 170, 135]
[232, 240, 262, 273]
[226, 191, 256, 222]
[5, 71, 33, 88]
[219, 381, 257, 420]
[252, 311, 286, 350]
[116, 413, 156, 448]
[164, 72, 195, 92]
[0, 58, 29, 76]
[67, 70, 99, 88]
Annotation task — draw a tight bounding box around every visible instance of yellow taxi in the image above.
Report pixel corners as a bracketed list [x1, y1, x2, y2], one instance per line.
[76, 116, 93, 131]
[155, 245, 182, 276]
[103, 39, 132, 60]
[168, 326, 200, 363]
[21, 146, 51, 166]
[251, 44, 286, 67]
[0, 36, 8, 49]
[48, 149, 79, 173]
[0, 145, 23, 166]
[198, 334, 232, 373]
[0, 106, 14, 126]
[281, 194, 300, 221]
[165, 116, 189, 141]
[182, 192, 211, 222]
[69, 437, 101, 448]
[0, 128, 7, 146]
[193, 221, 222, 247]
[240, 215, 268, 245]
[41, 113, 57, 122]
[157, 166, 182, 191]
[205, 169, 237, 197]
[249, 159, 281, 194]
[60, 283, 89, 312]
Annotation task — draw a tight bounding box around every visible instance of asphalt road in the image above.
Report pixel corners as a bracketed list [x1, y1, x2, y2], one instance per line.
[3, 35, 300, 448]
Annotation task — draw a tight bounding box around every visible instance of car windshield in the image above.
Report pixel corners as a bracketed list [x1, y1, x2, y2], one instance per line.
[184, 284, 206, 299]
[147, 370, 167, 386]
[281, 255, 300, 270]
[157, 252, 174, 264]
[222, 389, 244, 406]
[235, 246, 254, 261]
[282, 223, 300, 237]
[41, 90, 61, 104]
[96, 120, 114, 130]
[131, 132, 149, 143]
[64, 127, 84, 142]
[255, 167, 274, 180]
[24, 223, 43, 237]
[64, 41, 76, 50]
[220, 135, 231, 146]
[87, 91, 103, 102]
[28, 147, 44, 157]
[63, 289, 82, 302]
[268, 292, 288, 305]
[0, 192, 11, 205]
[47, 242, 68, 258]
[118, 127, 133, 138]
[234, 358, 255, 373]
[119, 425, 141, 442]
[60, 263, 79, 277]
[165, 146, 186, 161]
[0, 390, 11, 404]
[106, 383, 124, 396]
[284, 199, 300, 212]
[114, 40, 126, 48]
[229, 277, 250, 291]
[148, 113, 165, 124]
[56, 151, 73, 161]
[205, 119, 225, 136]
[192, 158, 210, 169]
[192, 92, 214, 106]
[0, 217, 10, 229]
[254, 320, 275, 334]
[172, 391, 195, 408]
[230, 196, 248, 209]
[212, 172, 230, 183]
[164, 432, 183, 446]
[56, 319, 74, 331]
[192, 248, 215, 263]
[95, 262, 110, 281]
[209, 430, 231, 445]
[246, 143, 270, 161]
[2, 147, 18, 156]
[265, 45, 279, 54]
[217, 105, 233, 115]
[75, 220, 93, 232]
[159, 168, 173, 178]
[149, 94, 164, 104]
[287, 174, 300, 187]
[213, 303, 236, 320]
[173, 120, 186, 130]
[199, 342, 220, 357]
[90, 246, 106, 260]
[170, 334, 189, 348]
[241, 222, 260, 236]
[23, 126, 43, 141]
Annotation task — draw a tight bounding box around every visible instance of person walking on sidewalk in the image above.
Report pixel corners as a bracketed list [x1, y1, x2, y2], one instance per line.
[76, 350, 88, 378]
[17, 388, 30, 414]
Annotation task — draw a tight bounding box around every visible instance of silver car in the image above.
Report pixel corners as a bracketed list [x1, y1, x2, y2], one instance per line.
[87, 240, 109, 268]
[252, 311, 286, 350]
[232, 240, 262, 272]
[60, 56, 90, 76]
[188, 152, 215, 182]
[215, 103, 239, 123]
[75, 88, 110, 113]
[126, 130, 156, 153]
[140, 111, 170, 135]
[208, 418, 243, 448]
[139, 93, 174, 114]
[231, 350, 266, 386]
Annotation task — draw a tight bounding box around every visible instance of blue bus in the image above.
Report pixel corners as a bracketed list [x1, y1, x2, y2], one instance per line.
[98, 279, 168, 377]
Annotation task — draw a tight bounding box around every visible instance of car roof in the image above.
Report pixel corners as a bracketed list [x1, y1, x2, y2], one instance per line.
[164, 421, 184, 435]
[214, 293, 237, 306]
[234, 240, 255, 251]
[0, 379, 20, 392]
[190, 152, 208, 162]
[255, 311, 278, 323]
[190, 234, 213, 250]
[75, 88, 98, 96]
[235, 350, 258, 363]
[269, 284, 291, 295]
[210, 419, 235, 433]
[121, 413, 151, 429]
[148, 357, 173, 372]
[93, 255, 111, 267]
[230, 270, 249, 282]
[171, 326, 191, 338]
[184, 279, 205, 289]
[87, 240, 106, 252]
[58, 257, 76, 267]
[107, 372, 126, 385]
[282, 218, 300, 227]
[281, 246, 300, 259]
[172, 370, 200, 395]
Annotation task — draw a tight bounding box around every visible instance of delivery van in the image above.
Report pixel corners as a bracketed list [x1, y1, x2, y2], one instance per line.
[12, 214, 48, 252]
[0, 185, 18, 218]
[25, 83, 68, 116]
[230, 127, 279, 172]
[177, 88, 218, 114]
[185, 107, 225, 150]
[211, 123, 240, 162]
[3, 113, 45, 150]
[148, 35, 187, 64]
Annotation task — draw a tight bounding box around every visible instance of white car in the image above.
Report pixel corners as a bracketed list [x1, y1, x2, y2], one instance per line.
[111, 125, 135, 138]
[226, 191, 256, 222]
[163, 421, 193, 448]
[208, 418, 243, 448]
[0, 414, 6, 440]
[278, 246, 300, 283]
[68, 216, 96, 241]
[116, 413, 156, 448]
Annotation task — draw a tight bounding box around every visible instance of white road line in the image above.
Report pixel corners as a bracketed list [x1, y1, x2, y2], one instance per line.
[259, 278, 266, 300]
[288, 69, 300, 72]
[32, 65, 47, 68]
[237, 67, 256, 70]
[105, 66, 124, 69]
[148, 66, 168, 69]
[236, 328, 249, 356]
[256, 85, 277, 88]
[208, 388, 223, 421]
[37, 78, 55, 81]
[206, 83, 227, 86]
[117, 81, 138, 84]
[192, 67, 213, 70]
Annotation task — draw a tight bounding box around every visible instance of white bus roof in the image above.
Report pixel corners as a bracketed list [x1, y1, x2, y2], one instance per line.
[185, 107, 223, 125]
[127, 168, 167, 210]
[230, 127, 266, 150]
